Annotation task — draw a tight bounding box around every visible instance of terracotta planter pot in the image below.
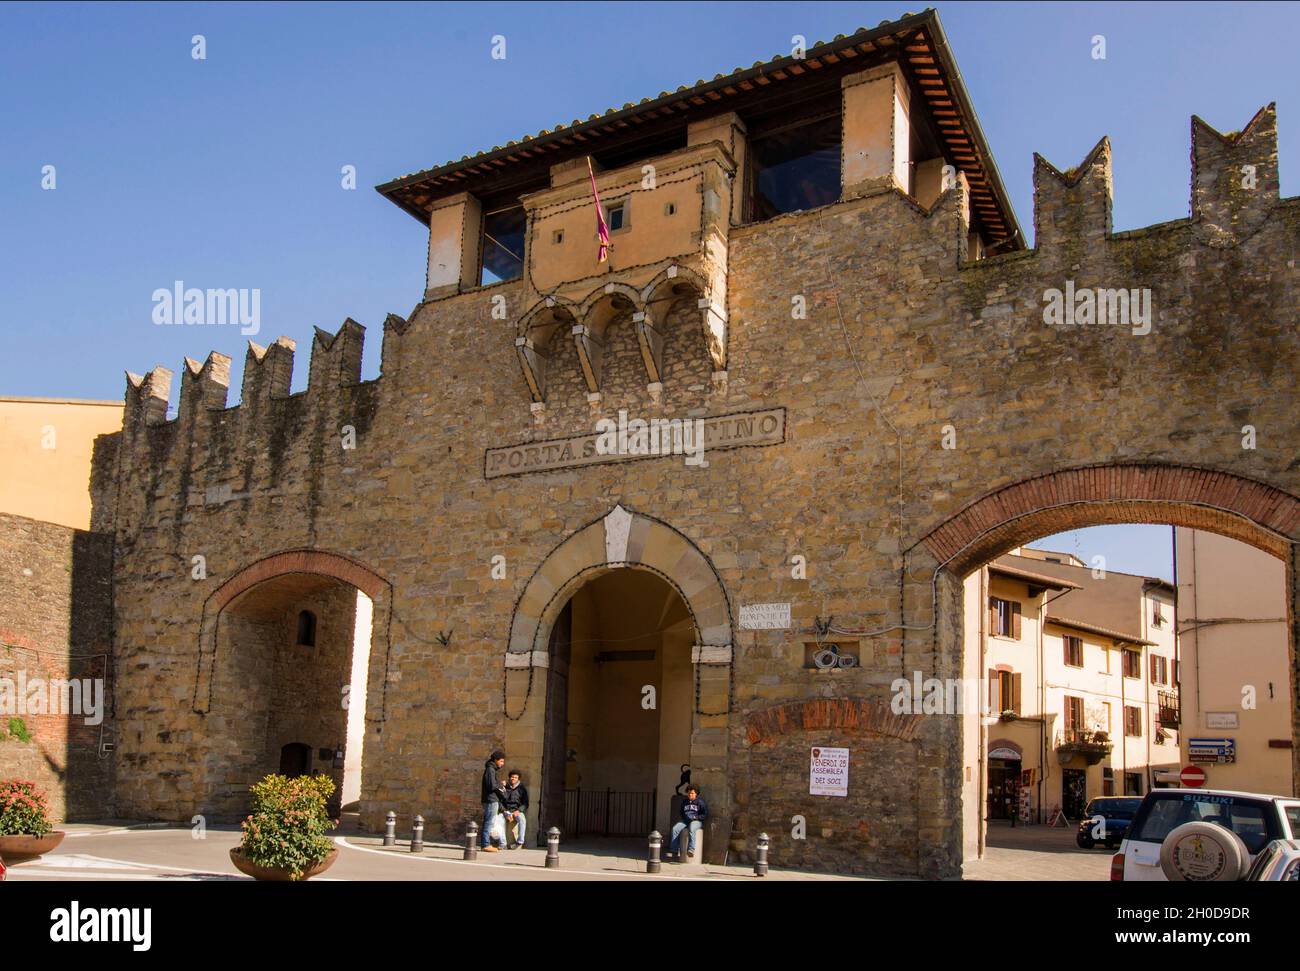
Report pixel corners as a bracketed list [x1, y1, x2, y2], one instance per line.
[0, 830, 66, 861]
[229, 845, 339, 881]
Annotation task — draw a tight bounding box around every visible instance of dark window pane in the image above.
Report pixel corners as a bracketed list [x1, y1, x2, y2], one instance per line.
[481, 206, 526, 284]
[750, 114, 841, 221]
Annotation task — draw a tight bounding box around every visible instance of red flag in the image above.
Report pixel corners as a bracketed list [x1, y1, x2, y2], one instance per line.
[586, 156, 610, 263]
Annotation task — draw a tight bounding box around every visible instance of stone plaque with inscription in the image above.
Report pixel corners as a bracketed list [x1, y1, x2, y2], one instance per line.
[484, 407, 786, 479]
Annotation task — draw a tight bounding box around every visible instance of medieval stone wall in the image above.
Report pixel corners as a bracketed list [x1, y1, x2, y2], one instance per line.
[92, 105, 1299, 876]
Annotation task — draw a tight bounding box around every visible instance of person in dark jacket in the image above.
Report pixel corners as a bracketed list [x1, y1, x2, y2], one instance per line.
[669, 784, 707, 861]
[480, 750, 507, 850]
[499, 769, 530, 849]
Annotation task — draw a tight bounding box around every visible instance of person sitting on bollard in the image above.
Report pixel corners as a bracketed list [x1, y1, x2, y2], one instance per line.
[668, 784, 707, 862]
[499, 769, 530, 850]
[481, 749, 507, 851]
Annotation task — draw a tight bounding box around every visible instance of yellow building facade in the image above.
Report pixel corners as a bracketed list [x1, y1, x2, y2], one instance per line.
[0, 397, 124, 529]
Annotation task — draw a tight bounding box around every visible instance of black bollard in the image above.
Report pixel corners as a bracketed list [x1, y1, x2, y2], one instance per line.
[410, 814, 424, 853]
[545, 827, 561, 869]
[464, 820, 479, 860]
[754, 832, 770, 877]
[383, 810, 397, 847]
[646, 830, 662, 874]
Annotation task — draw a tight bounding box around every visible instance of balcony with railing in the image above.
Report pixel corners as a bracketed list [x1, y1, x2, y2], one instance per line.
[1055, 728, 1113, 765]
[1158, 690, 1181, 728]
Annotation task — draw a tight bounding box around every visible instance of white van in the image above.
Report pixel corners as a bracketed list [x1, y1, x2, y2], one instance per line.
[1113, 788, 1300, 881]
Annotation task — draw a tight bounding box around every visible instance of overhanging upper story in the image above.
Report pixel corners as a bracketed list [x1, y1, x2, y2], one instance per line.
[375, 11, 1023, 397]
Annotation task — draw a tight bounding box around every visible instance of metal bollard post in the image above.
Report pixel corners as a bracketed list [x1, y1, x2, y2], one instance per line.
[410, 814, 424, 853]
[545, 827, 561, 869]
[383, 810, 397, 847]
[754, 832, 770, 877]
[646, 830, 662, 874]
[464, 820, 479, 860]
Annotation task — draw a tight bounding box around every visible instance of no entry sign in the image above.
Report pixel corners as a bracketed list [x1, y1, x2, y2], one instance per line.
[1180, 765, 1207, 788]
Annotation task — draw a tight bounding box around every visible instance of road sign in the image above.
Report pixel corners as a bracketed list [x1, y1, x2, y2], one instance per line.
[1180, 765, 1207, 788]
[1188, 737, 1236, 764]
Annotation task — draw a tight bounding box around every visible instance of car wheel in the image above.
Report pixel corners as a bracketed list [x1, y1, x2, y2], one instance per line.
[1159, 822, 1249, 881]
[1076, 835, 1094, 849]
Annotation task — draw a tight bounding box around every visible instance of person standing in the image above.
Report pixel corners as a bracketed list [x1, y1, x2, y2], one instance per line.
[480, 749, 507, 851]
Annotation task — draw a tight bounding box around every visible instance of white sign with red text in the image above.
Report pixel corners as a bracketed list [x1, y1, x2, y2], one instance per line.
[810, 746, 849, 796]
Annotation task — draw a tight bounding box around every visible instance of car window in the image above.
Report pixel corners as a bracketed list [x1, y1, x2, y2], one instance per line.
[1285, 860, 1300, 882]
[1283, 805, 1300, 839]
[1227, 805, 1271, 854]
[1133, 794, 1273, 852]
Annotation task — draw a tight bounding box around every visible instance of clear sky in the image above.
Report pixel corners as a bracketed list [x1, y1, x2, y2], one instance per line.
[0, 2, 1291, 578]
[1036, 524, 1174, 581]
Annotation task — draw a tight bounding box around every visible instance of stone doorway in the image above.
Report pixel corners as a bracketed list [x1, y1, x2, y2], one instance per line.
[538, 569, 695, 842]
[505, 505, 734, 861]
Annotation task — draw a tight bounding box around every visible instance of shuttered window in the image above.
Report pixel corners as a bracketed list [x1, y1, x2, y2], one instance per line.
[1064, 695, 1083, 733]
[1124, 705, 1143, 737]
[989, 597, 1021, 639]
[1122, 648, 1141, 679]
[1063, 635, 1084, 667]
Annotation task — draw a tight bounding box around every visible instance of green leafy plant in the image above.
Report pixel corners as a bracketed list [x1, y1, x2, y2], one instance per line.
[0, 779, 53, 836]
[7, 717, 32, 743]
[237, 774, 337, 879]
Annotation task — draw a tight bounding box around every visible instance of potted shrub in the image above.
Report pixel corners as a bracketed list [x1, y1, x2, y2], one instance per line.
[0, 780, 65, 860]
[230, 774, 339, 881]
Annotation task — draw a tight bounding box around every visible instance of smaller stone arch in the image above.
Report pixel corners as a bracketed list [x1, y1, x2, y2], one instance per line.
[515, 299, 579, 403]
[641, 263, 726, 373]
[507, 504, 731, 660]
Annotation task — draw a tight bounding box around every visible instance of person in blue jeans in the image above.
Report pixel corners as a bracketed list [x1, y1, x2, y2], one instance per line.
[669, 784, 707, 861]
[480, 749, 507, 850]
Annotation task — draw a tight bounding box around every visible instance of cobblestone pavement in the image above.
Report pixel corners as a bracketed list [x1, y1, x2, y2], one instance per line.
[963, 821, 1114, 881]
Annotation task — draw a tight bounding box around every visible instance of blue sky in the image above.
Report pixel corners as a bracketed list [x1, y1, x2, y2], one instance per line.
[2, 2, 1290, 576]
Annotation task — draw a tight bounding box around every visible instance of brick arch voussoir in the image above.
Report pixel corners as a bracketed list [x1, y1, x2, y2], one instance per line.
[208, 548, 388, 618]
[922, 464, 1300, 578]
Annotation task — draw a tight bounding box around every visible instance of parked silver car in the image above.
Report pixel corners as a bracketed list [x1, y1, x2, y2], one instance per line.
[1243, 839, 1300, 881]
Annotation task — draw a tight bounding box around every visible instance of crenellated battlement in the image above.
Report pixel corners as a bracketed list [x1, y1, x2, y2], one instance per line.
[104, 106, 1292, 496]
[1026, 104, 1281, 257]
[107, 313, 420, 496]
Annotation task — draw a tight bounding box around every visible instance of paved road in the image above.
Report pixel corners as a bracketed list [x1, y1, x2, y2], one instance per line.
[7, 821, 1108, 881]
[964, 821, 1113, 880]
[4, 825, 862, 882]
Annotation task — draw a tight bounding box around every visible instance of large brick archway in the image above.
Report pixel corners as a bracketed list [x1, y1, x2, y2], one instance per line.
[914, 463, 1300, 857]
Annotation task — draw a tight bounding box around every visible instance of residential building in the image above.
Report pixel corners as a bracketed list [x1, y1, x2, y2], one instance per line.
[965, 547, 1180, 827]
[1175, 528, 1293, 795]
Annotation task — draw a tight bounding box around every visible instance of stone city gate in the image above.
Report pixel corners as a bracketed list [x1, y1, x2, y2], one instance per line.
[79, 13, 1299, 877]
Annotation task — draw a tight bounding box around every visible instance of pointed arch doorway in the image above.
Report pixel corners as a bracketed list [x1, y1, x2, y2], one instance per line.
[504, 506, 733, 856]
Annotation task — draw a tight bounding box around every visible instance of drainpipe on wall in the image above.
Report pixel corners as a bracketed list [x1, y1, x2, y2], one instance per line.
[1120, 649, 1128, 789]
